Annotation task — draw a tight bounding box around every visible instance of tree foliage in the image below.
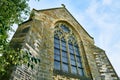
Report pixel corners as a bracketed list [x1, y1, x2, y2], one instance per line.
[0, 0, 30, 49]
[0, 0, 39, 79]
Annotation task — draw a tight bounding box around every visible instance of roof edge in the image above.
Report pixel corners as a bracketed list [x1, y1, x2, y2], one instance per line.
[31, 5, 93, 40]
[18, 19, 33, 26]
[32, 6, 64, 12]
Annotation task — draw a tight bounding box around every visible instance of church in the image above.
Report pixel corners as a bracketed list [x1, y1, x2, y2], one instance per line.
[10, 5, 119, 80]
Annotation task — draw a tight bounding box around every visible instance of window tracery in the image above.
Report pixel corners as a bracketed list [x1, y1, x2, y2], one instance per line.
[54, 23, 84, 76]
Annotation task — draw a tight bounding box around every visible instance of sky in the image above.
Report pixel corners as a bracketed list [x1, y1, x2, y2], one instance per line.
[11, 0, 120, 76]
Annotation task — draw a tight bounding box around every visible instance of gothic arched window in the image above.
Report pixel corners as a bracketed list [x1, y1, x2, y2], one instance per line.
[54, 23, 84, 76]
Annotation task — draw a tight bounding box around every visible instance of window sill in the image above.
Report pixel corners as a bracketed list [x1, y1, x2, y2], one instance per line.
[53, 69, 91, 80]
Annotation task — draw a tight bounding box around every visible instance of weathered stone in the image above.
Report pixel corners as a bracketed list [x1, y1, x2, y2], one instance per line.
[10, 6, 119, 80]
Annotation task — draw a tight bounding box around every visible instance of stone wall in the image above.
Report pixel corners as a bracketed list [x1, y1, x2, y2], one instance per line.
[32, 7, 95, 79]
[10, 6, 119, 80]
[11, 19, 54, 80]
[93, 46, 119, 80]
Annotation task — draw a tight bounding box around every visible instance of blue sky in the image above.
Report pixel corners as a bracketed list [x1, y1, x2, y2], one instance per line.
[11, 0, 120, 76]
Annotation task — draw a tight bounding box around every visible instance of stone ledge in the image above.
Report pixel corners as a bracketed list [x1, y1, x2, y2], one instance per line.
[53, 69, 91, 80]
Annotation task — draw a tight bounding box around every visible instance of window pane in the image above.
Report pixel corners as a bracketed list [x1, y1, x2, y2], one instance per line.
[54, 38, 60, 44]
[70, 54, 75, 60]
[69, 44, 73, 53]
[78, 68, 84, 76]
[62, 63, 68, 72]
[75, 47, 80, 56]
[69, 44, 73, 48]
[62, 46, 67, 51]
[54, 43, 60, 48]
[61, 37, 65, 41]
[54, 61, 60, 70]
[78, 62, 82, 67]
[61, 41, 66, 46]
[62, 51, 67, 57]
[76, 56, 81, 62]
[57, 31, 62, 35]
[62, 57, 68, 63]
[71, 60, 76, 65]
[54, 55, 60, 61]
[54, 35, 59, 38]
[69, 49, 74, 54]
[74, 46, 78, 50]
[61, 40, 67, 51]
[71, 66, 77, 74]
[61, 25, 70, 33]
[76, 51, 80, 56]
[54, 48, 60, 55]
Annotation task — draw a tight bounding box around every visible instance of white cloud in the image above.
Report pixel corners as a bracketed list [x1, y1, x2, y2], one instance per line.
[82, 0, 120, 76]
[102, 0, 112, 5]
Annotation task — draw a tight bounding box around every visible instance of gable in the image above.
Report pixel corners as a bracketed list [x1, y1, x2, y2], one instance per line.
[30, 7, 94, 44]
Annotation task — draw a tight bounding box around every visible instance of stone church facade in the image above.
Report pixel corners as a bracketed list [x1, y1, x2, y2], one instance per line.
[10, 6, 119, 80]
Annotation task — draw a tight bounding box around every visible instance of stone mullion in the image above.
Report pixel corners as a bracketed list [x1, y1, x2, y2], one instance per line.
[73, 43, 79, 75]
[65, 36, 71, 73]
[59, 37, 62, 71]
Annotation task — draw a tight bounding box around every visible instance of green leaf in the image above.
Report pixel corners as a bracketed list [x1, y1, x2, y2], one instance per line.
[37, 58, 40, 63]
[31, 57, 34, 62]
[27, 63, 30, 67]
[34, 58, 37, 64]
[0, 0, 40, 79]
[31, 64, 33, 69]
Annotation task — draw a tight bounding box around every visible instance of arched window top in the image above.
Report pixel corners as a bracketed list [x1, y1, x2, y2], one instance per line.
[54, 23, 77, 42]
[60, 24, 70, 33]
[54, 34, 59, 39]
[55, 23, 70, 33]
